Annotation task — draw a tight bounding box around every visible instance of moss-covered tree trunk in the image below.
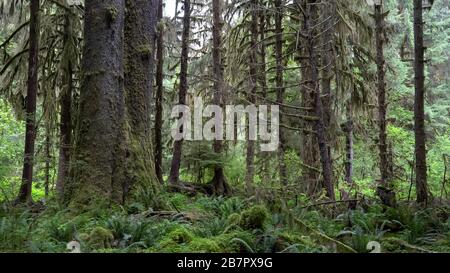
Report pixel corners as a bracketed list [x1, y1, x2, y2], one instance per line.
[65, 0, 126, 206]
[209, 0, 231, 196]
[56, 13, 74, 200]
[123, 0, 159, 199]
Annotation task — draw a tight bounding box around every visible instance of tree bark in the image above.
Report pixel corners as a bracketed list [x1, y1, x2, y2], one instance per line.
[65, 0, 126, 206]
[168, 0, 191, 185]
[124, 0, 159, 200]
[343, 101, 353, 185]
[274, 0, 288, 186]
[16, 0, 40, 204]
[299, 0, 319, 196]
[154, 0, 165, 184]
[413, 0, 428, 204]
[305, 0, 335, 200]
[375, 4, 390, 185]
[245, 0, 259, 194]
[209, 0, 231, 196]
[320, 0, 335, 134]
[45, 129, 51, 200]
[56, 13, 73, 199]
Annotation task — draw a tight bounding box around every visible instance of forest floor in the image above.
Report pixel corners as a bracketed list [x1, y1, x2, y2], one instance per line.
[0, 192, 449, 253]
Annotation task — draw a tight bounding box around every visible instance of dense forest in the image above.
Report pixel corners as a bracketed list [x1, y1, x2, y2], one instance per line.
[0, 0, 449, 253]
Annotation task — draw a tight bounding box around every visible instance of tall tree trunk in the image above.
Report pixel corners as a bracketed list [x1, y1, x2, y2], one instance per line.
[258, 1, 270, 185]
[56, 13, 73, 199]
[168, 0, 191, 185]
[245, 0, 259, 194]
[123, 0, 159, 200]
[16, 0, 40, 204]
[320, 1, 334, 129]
[375, 4, 390, 185]
[65, 0, 126, 206]
[320, 0, 335, 184]
[209, 0, 231, 196]
[154, 0, 164, 184]
[413, 0, 428, 204]
[274, 0, 287, 186]
[305, 0, 335, 200]
[299, 0, 319, 196]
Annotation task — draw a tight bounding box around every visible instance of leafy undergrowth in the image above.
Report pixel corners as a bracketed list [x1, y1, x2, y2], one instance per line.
[0, 193, 449, 253]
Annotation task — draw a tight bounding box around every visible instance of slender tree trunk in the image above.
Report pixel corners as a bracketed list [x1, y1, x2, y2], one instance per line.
[298, 0, 319, 196]
[375, 4, 390, 185]
[210, 0, 231, 196]
[245, 0, 259, 194]
[274, 0, 287, 186]
[16, 0, 40, 204]
[65, 0, 126, 205]
[306, 0, 335, 200]
[56, 13, 73, 199]
[124, 0, 159, 200]
[44, 129, 51, 200]
[154, 0, 165, 184]
[344, 101, 353, 185]
[320, 0, 335, 136]
[169, 0, 191, 185]
[413, 0, 428, 204]
[320, 0, 335, 185]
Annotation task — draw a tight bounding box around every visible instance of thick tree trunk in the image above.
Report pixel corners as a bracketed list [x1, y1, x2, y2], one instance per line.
[375, 4, 390, 185]
[65, 0, 126, 206]
[154, 0, 164, 184]
[169, 0, 191, 185]
[245, 0, 259, 194]
[209, 0, 231, 196]
[16, 0, 40, 204]
[56, 13, 73, 199]
[413, 0, 428, 204]
[274, 0, 287, 186]
[124, 0, 159, 200]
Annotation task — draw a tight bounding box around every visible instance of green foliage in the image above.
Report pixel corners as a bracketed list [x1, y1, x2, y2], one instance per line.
[239, 205, 269, 230]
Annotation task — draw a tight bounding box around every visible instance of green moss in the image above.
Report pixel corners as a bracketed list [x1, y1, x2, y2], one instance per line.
[78, 233, 90, 242]
[136, 44, 152, 56]
[188, 238, 221, 253]
[167, 226, 194, 244]
[239, 205, 268, 230]
[88, 227, 114, 249]
[106, 6, 118, 23]
[226, 213, 241, 226]
[215, 230, 255, 252]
